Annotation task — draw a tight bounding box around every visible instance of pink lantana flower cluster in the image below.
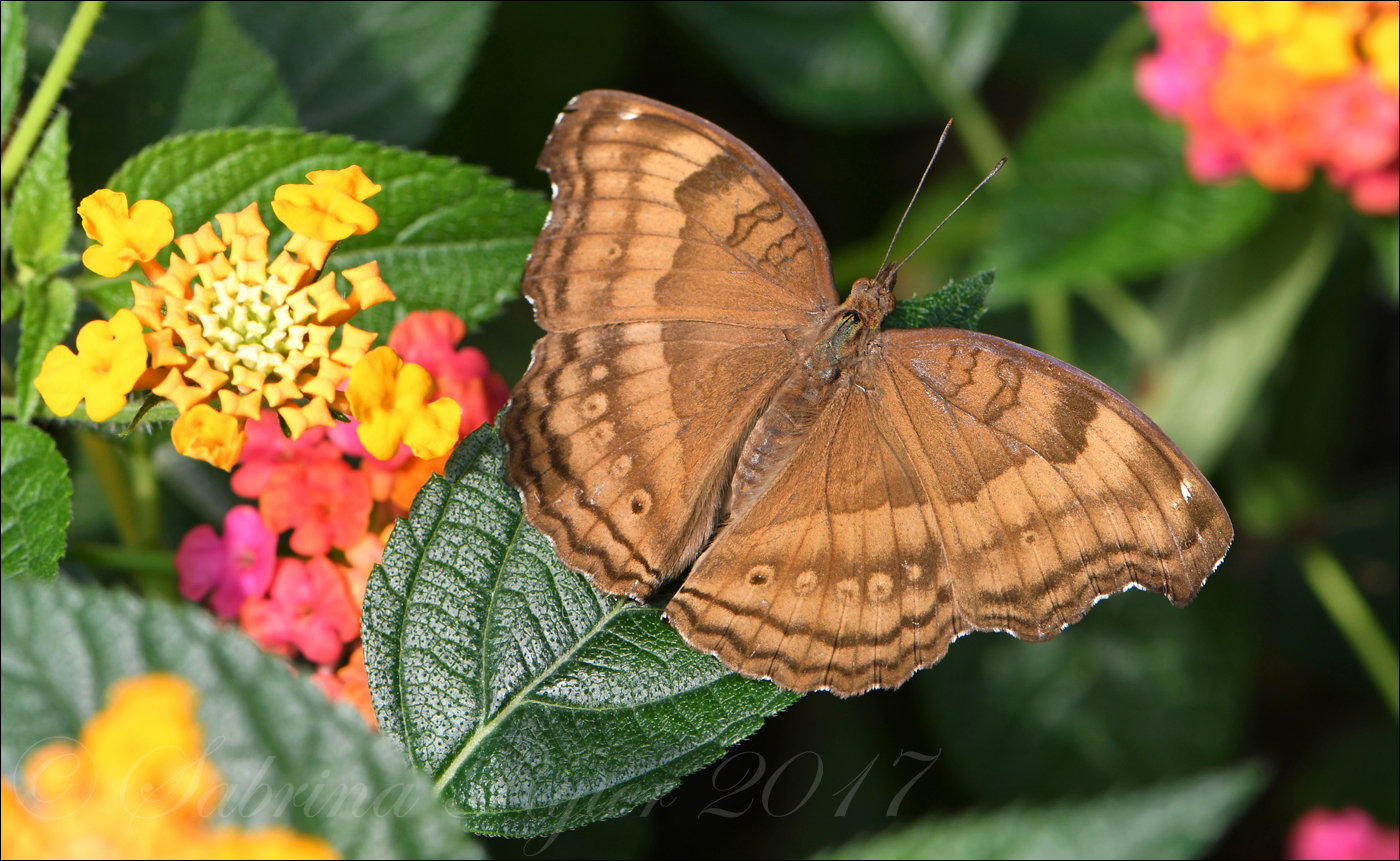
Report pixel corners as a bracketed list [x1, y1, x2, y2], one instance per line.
[1288, 806, 1400, 860]
[174, 311, 507, 727]
[1137, 1, 1399, 214]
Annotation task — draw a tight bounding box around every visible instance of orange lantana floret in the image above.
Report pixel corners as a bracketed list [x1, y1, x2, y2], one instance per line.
[76, 190, 174, 278]
[171, 403, 247, 471]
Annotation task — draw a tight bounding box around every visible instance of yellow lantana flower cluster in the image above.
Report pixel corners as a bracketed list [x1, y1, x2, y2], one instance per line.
[36, 167, 400, 470]
[0, 673, 337, 859]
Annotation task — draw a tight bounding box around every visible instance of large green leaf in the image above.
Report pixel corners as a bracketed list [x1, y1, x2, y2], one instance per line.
[101, 128, 546, 333]
[1139, 199, 1340, 473]
[0, 424, 71, 581]
[170, 1, 297, 133]
[815, 763, 1267, 860]
[229, 1, 496, 147]
[666, 1, 1014, 127]
[24, 0, 203, 84]
[988, 62, 1273, 302]
[363, 425, 799, 837]
[14, 276, 75, 424]
[9, 109, 73, 278]
[885, 270, 993, 330]
[0, 0, 24, 132]
[916, 587, 1253, 804]
[1, 576, 481, 859]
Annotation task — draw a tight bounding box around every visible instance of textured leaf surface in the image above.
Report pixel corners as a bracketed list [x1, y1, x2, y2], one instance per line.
[1, 424, 71, 581]
[815, 763, 1266, 859]
[230, 0, 496, 147]
[1, 577, 481, 859]
[10, 110, 73, 276]
[1, 0, 23, 131]
[14, 277, 75, 423]
[989, 63, 1273, 301]
[885, 270, 993, 330]
[104, 128, 546, 333]
[363, 426, 799, 837]
[169, 1, 297, 133]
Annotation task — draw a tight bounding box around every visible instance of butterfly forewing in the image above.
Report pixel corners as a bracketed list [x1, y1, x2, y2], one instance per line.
[504, 91, 839, 599]
[666, 329, 1232, 696]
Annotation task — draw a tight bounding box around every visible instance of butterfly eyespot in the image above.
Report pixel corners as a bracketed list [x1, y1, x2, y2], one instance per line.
[902, 562, 923, 583]
[747, 564, 774, 586]
[610, 454, 632, 477]
[1023, 532, 1037, 544]
[629, 489, 652, 516]
[835, 579, 860, 601]
[867, 573, 894, 602]
[581, 392, 609, 419]
[793, 570, 819, 596]
[589, 364, 609, 381]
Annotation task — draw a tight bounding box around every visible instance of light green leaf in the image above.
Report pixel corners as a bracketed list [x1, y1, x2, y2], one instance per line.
[872, 1, 1017, 97]
[9, 109, 73, 277]
[1, 280, 18, 325]
[885, 270, 993, 330]
[1, 424, 70, 581]
[988, 62, 1273, 302]
[1138, 202, 1340, 473]
[1, 0, 24, 132]
[668, 1, 1014, 127]
[363, 425, 799, 837]
[814, 763, 1267, 860]
[1, 576, 483, 859]
[230, 1, 496, 147]
[171, 1, 297, 133]
[103, 128, 547, 333]
[14, 276, 75, 423]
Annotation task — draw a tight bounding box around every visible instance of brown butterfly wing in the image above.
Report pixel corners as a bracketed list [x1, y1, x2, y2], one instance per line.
[503, 91, 838, 600]
[666, 328, 1232, 695]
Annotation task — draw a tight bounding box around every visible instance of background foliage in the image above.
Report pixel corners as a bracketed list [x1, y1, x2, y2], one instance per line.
[2, 1, 1396, 859]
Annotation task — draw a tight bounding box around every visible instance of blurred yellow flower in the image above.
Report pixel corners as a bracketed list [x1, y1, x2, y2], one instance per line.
[1364, 10, 1399, 92]
[272, 166, 382, 242]
[170, 403, 248, 471]
[33, 309, 149, 421]
[77, 190, 175, 278]
[0, 673, 338, 859]
[347, 346, 460, 461]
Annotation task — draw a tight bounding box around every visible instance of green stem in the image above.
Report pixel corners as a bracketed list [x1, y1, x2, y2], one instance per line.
[1080, 279, 1166, 359]
[873, 3, 1012, 180]
[126, 431, 161, 548]
[76, 429, 140, 549]
[1028, 289, 1075, 364]
[69, 543, 175, 575]
[1300, 545, 1400, 721]
[0, 1, 104, 195]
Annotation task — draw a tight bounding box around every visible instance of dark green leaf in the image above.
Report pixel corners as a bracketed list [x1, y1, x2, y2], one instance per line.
[363, 425, 799, 837]
[14, 277, 76, 423]
[988, 62, 1273, 302]
[120, 392, 168, 436]
[170, 1, 297, 133]
[1, 576, 483, 859]
[916, 588, 1253, 804]
[885, 270, 993, 330]
[24, 0, 202, 84]
[10, 109, 73, 277]
[815, 763, 1267, 860]
[1, 0, 24, 131]
[1, 280, 18, 325]
[667, 1, 924, 126]
[1368, 217, 1398, 304]
[104, 128, 547, 333]
[1, 423, 70, 581]
[27, 394, 181, 431]
[229, 1, 496, 147]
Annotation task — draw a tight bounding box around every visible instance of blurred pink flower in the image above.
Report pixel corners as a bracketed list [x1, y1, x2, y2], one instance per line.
[240, 556, 359, 664]
[174, 505, 277, 618]
[387, 310, 508, 435]
[1288, 807, 1400, 860]
[231, 409, 341, 499]
[259, 459, 372, 556]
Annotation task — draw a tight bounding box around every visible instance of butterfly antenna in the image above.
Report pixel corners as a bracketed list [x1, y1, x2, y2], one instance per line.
[893, 156, 1007, 274]
[879, 119, 954, 273]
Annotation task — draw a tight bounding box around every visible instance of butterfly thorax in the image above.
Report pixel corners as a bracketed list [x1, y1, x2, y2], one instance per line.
[727, 271, 895, 519]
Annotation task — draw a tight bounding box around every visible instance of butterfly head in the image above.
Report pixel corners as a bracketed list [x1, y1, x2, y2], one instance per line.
[846, 262, 898, 329]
